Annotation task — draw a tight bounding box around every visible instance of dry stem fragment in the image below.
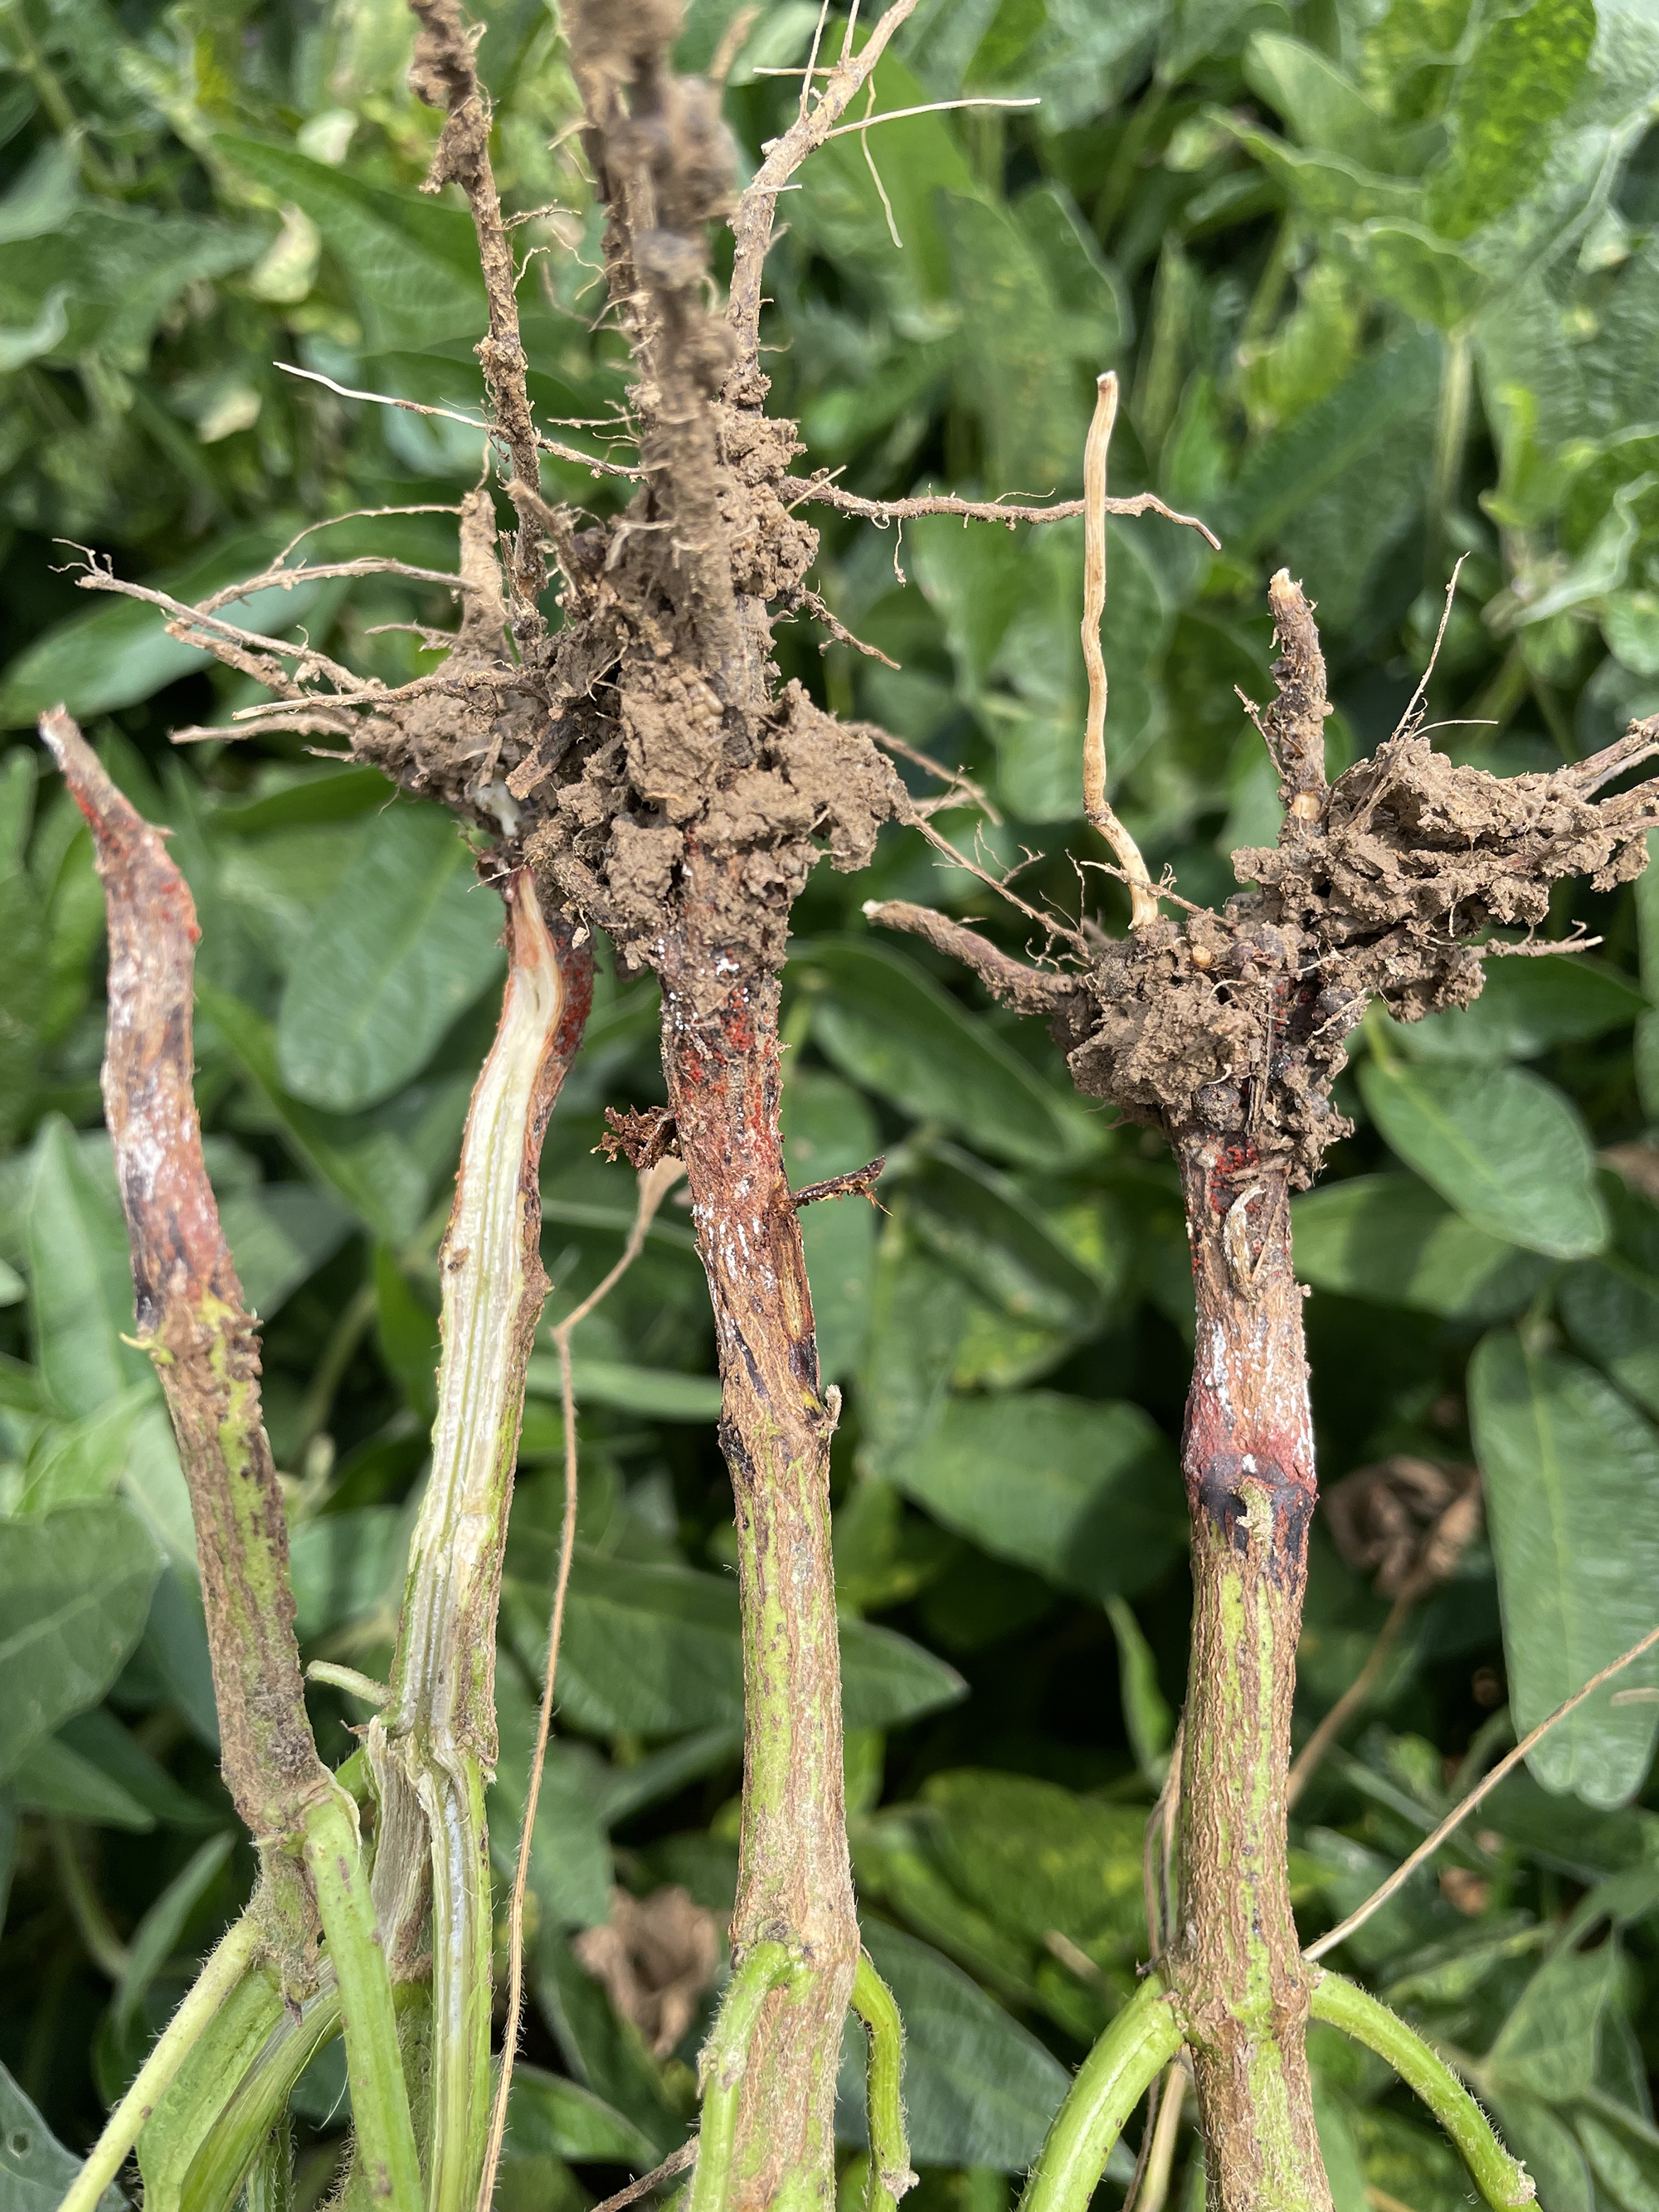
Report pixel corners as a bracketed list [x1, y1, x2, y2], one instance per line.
[1081, 373, 1159, 928]
[791, 1156, 886, 1209]
[1249, 571, 1330, 826]
[573, 1886, 721, 2059]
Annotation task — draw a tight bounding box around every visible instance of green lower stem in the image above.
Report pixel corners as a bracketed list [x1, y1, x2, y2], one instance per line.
[689, 1944, 800, 2212]
[419, 1758, 492, 2212]
[1019, 1976, 1182, 2212]
[850, 1954, 914, 2212]
[178, 1979, 343, 2212]
[303, 1791, 422, 2210]
[61, 1915, 263, 2212]
[245, 2112, 294, 2212]
[1308, 1972, 1534, 2210]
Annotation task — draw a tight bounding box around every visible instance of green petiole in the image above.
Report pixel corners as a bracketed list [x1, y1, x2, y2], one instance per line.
[1309, 1970, 1535, 2210]
[688, 1942, 800, 2212]
[849, 1953, 915, 2212]
[61, 1917, 263, 2212]
[1018, 1975, 1183, 2212]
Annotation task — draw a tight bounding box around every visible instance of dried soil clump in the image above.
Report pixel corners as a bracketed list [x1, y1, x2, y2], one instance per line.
[879, 577, 1659, 1191]
[1062, 694, 1659, 1185]
[362, 0, 905, 975]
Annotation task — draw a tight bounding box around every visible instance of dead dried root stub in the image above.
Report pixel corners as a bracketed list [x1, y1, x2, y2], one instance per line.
[873, 574, 1659, 2212]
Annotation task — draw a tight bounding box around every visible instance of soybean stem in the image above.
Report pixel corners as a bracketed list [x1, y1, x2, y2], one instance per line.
[60, 1916, 262, 2212]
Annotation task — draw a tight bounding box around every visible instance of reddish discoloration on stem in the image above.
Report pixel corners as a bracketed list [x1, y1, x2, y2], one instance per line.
[1172, 1132, 1329, 2212]
[658, 857, 858, 2210]
[40, 708, 331, 1971]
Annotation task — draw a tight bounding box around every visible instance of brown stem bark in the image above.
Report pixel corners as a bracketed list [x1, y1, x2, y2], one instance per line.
[41, 709, 333, 1980]
[659, 858, 859, 2212]
[1170, 1131, 1331, 2212]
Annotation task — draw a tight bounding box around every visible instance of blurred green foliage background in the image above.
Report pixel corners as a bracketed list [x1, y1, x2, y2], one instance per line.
[4, 1, 1659, 2208]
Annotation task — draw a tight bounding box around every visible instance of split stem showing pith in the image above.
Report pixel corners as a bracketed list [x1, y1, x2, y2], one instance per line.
[368, 870, 592, 2212]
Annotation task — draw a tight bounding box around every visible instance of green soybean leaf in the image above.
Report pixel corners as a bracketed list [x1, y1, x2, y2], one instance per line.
[1487, 1937, 1618, 2098]
[1560, 1258, 1659, 1418]
[0, 201, 264, 368]
[888, 1391, 1182, 1601]
[0, 1500, 161, 1777]
[839, 1618, 966, 1730]
[218, 1183, 352, 1319]
[114, 1831, 236, 2030]
[1291, 1173, 1553, 1318]
[1220, 333, 1441, 554]
[1333, 220, 1485, 330]
[1425, 0, 1597, 239]
[904, 1145, 1110, 1335]
[1559, 1174, 1659, 1416]
[1012, 184, 1131, 363]
[800, 939, 1098, 1167]
[504, 2066, 659, 2168]
[784, 1070, 881, 1383]
[858, 1225, 975, 1472]
[1106, 1596, 1175, 1787]
[23, 1118, 153, 1419]
[1470, 1333, 1659, 1807]
[523, 1355, 723, 1424]
[277, 802, 504, 1112]
[786, 54, 972, 309]
[1243, 32, 1394, 168]
[493, 1671, 612, 1932]
[7, 1733, 154, 1829]
[939, 191, 1082, 495]
[136, 1569, 221, 1752]
[1575, 2095, 1659, 2212]
[217, 138, 485, 350]
[1487, 2095, 1593, 2212]
[835, 1919, 1070, 2172]
[1, 2059, 127, 2212]
[197, 984, 428, 1244]
[508, 1553, 747, 1737]
[288, 1507, 406, 1645]
[1392, 954, 1647, 1062]
[18, 1388, 156, 1513]
[922, 1771, 1148, 1950]
[1358, 1057, 1606, 1259]
[56, 1709, 218, 1831]
[513, 1551, 957, 1738]
[207, 766, 393, 835]
[585, 1728, 742, 1833]
[535, 1935, 684, 2159]
[0, 532, 317, 729]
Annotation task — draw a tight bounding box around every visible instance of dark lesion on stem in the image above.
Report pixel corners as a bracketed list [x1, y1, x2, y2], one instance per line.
[39, 708, 333, 1982]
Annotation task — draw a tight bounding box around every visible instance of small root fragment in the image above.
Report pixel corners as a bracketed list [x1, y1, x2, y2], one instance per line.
[599, 1105, 681, 1169]
[791, 1156, 887, 1210]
